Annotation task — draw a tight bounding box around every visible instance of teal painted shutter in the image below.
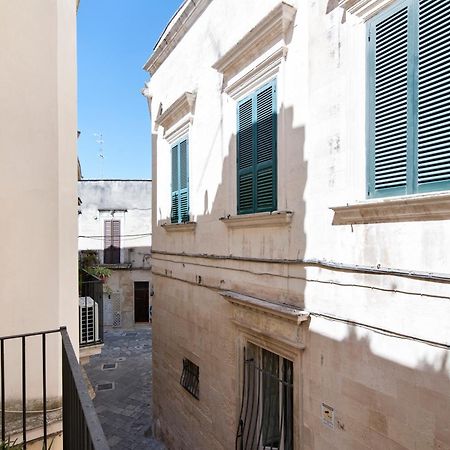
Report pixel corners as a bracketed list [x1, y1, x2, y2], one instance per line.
[237, 97, 254, 214]
[179, 139, 189, 222]
[417, 0, 450, 192]
[237, 81, 277, 214]
[255, 81, 277, 212]
[368, 2, 411, 197]
[171, 144, 179, 223]
[171, 139, 189, 223]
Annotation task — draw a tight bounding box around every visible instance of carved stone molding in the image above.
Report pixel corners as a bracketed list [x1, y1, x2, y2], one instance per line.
[224, 47, 288, 100]
[331, 193, 450, 225]
[155, 92, 196, 134]
[222, 290, 308, 356]
[212, 2, 296, 83]
[222, 290, 309, 324]
[338, 0, 398, 21]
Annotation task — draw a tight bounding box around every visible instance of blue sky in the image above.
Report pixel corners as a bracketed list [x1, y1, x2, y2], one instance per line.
[77, 0, 182, 180]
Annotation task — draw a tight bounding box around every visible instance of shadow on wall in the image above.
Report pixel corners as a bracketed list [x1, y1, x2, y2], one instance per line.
[152, 94, 450, 447]
[305, 327, 450, 448]
[156, 105, 307, 308]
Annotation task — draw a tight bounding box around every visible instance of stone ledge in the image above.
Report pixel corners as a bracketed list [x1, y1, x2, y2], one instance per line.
[331, 193, 450, 225]
[220, 210, 293, 228]
[161, 222, 197, 232]
[221, 290, 309, 325]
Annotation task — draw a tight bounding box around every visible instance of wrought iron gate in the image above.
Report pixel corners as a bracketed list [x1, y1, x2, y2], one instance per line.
[236, 346, 293, 450]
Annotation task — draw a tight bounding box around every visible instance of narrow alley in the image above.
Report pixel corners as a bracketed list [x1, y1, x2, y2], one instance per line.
[84, 328, 165, 450]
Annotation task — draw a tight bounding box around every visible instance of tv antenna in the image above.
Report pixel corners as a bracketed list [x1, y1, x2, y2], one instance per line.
[94, 132, 105, 179]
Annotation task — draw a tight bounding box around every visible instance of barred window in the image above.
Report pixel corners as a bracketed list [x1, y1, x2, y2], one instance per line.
[180, 358, 199, 399]
[236, 344, 293, 450]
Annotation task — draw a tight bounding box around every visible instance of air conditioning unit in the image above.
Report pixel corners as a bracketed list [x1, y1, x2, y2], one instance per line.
[79, 296, 99, 345]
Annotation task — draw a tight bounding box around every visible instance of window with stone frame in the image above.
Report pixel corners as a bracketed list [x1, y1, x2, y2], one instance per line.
[236, 343, 293, 450]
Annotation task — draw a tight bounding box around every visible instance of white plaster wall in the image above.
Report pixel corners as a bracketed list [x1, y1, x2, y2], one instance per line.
[146, 0, 450, 448]
[0, 0, 78, 402]
[78, 180, 152, 265]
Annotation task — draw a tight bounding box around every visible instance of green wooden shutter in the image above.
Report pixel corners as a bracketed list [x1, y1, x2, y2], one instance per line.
[237, 97, 254, 214]
[237, 80, 277, 214]
[171, 144, 179, 223]
[368, 1, 412, 197]
[179, 139, 189, 222]
[255, 81, 277, 212]
[417, 0, 450, 192]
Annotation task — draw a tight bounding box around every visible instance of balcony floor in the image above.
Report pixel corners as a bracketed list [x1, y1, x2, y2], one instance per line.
[84, 327, 165, 450]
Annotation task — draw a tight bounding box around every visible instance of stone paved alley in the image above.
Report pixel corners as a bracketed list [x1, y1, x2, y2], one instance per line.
[84, 327, 166, 450]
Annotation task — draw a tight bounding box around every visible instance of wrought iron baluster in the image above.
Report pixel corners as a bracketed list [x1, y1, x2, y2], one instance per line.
[22, 336, 27, 449]
[1, 339, 4, 443]
[42, 333, 47, 450]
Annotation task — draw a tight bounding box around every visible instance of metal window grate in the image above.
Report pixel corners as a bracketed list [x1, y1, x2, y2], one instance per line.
[180, 358, 199, 399]
[236, 346, 293, 450]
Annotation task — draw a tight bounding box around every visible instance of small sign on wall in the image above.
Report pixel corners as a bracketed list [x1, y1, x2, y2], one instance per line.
[321, 403, 335, 429]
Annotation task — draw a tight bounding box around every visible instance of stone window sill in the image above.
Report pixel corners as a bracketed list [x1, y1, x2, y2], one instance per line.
[330, 192, 450, 225]
[161, 222, 197, 232]
[219, 210, 293, 228]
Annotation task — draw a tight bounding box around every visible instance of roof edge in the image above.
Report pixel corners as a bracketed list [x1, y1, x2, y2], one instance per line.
[143, 0, 212, 75]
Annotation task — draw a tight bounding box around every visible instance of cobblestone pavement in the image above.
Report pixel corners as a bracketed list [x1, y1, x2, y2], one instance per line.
[84, 327, 166, 450]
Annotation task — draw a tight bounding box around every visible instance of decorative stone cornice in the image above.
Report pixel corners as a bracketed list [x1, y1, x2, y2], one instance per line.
[212, 2, 296, 81]
[224, 47, 287, 100]
[331, 193, 450, 225]
[221, 290, 309, 325]
[143, 0, 212, 75]
[155, 92, 196, 132]
[220, 210, 293, 228]
[338, 0, 397, 21]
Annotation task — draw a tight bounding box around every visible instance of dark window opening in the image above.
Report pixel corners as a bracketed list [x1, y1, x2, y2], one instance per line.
[180, 358, 199, 399]
[104, 219, 120, 264]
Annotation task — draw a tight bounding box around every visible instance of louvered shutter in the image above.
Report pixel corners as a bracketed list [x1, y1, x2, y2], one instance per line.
[417, 0, 450, 191]
[111, 220, 121, 263]
[256, 82, 277, 212]
[237, 80, 277, 214]
[104, 220, 112, 264]
[237, 97, 254, 214]
[170, 139, 189, 223]
[179, 139, 189, 222]
[171, 144, 179, 223]
[368, 2, 411, 197]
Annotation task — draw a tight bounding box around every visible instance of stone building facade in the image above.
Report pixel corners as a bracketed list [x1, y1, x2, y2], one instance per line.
[143, 0, 450, 449]
[78, 180, 152, 329]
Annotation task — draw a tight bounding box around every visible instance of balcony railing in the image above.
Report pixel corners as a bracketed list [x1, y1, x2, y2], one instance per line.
[0, 327, 109, 450]
[79, 270, 104, 347]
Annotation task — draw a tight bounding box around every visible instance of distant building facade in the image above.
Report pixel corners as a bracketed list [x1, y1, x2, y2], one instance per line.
[78, 180, 152, 329]
[143, 0, 450, 449]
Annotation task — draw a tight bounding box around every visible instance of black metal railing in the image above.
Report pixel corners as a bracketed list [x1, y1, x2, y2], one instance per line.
[79, 270, 104, 347]
[61, 327, 109, 450]
[0, 327, 109, 450]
